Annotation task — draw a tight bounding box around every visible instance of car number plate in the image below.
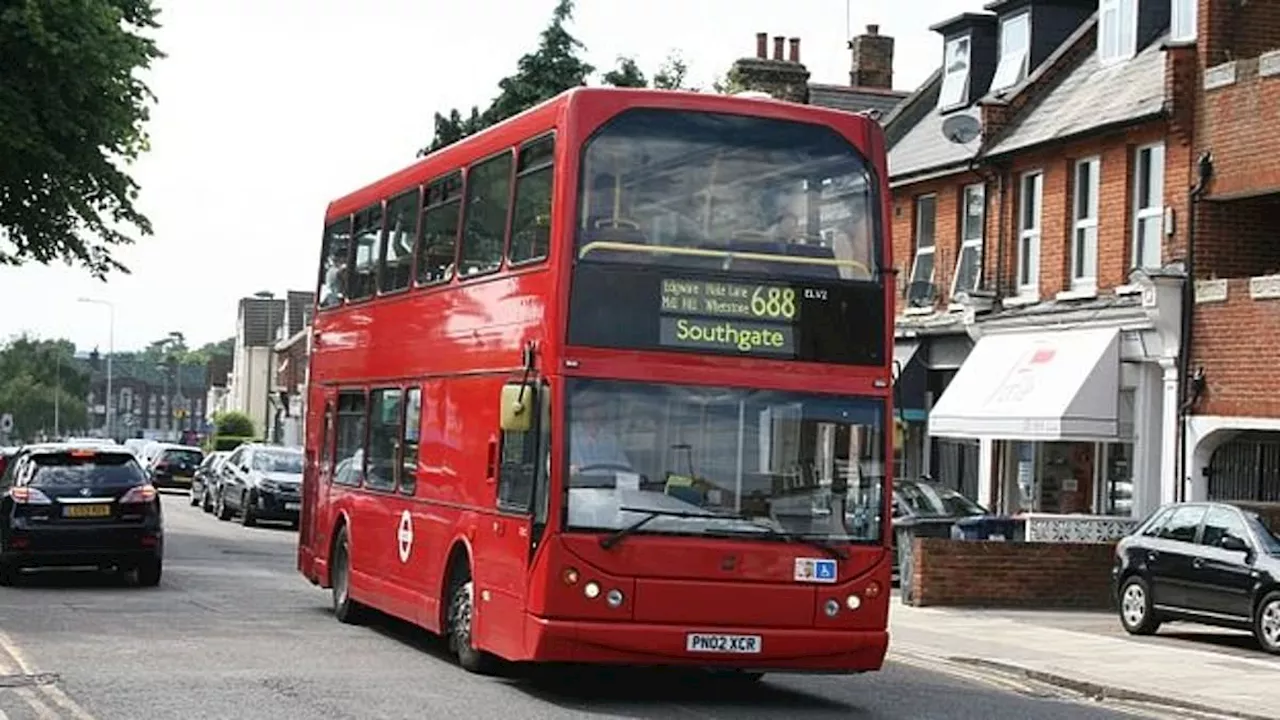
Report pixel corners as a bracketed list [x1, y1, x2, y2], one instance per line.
[285, 502, 300, 511]
[685, 633, 762, 654]
[64, 504, 111, 518]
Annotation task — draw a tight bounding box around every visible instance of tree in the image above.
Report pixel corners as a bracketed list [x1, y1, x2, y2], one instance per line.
[0, 336, 89, 440]
[603, 51, 695, 91]
[601, 57, 647, 88]
[188, 336, 234, 365]
[213, 411, 255, 438]
[0, 1, 165, 279]
[419, 0, 593, 156]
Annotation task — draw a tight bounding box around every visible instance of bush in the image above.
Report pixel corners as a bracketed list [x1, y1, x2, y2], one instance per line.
[213, 411, 255, 438]
[212, 435, 254, 452]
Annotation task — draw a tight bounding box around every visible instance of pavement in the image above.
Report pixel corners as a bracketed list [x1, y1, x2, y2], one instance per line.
[890, 600, 1280, 720]
[0, 495, 1237, 719]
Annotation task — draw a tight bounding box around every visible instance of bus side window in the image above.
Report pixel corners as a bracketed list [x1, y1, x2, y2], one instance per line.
[459, 151, 513, 278]
[366, 388, 401, 492]
[508, 134, 554, 266]
[334, 390, 367, 487]
[318, 217, 352, 309]
[399, 387, 422, 496]
[320, 401, 335, 483]
[496, 384, 540, 513]
[348, 203, 384, 302]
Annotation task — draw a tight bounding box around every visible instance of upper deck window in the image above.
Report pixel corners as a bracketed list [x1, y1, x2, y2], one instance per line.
[575, 109, 878, 283]
[459, 152, 514, 278]
[318, 216, 353, 309]
[349, 204, 384, 301]
[379, 189, 419, 294]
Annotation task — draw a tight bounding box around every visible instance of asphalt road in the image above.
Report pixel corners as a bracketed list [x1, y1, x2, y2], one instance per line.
[0, 493, 1160, 720]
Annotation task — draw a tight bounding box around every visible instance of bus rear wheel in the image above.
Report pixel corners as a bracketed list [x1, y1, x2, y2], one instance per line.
[331, 526, 366, 624]
[447, 577, 495, 674]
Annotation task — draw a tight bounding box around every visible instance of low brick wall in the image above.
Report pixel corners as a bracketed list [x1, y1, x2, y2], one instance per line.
[908, 537, 1117, 609]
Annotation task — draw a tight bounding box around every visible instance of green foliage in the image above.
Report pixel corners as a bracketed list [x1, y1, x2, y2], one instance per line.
[420, 0, 592, 156]
[213, 411, 255, 438]
[0, 1, 165, 278]
[652, 52, 691, 90]
[211, 435, 253, 452]
[601, 57, 647, 88]
[0, 335, 88, 440]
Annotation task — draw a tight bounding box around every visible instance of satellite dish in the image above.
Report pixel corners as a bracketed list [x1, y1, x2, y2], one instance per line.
[941, 113, 982, 144]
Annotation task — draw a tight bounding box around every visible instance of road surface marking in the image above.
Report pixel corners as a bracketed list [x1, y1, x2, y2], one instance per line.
[13, 688, 57, 720]
[0, 629, 95, 720]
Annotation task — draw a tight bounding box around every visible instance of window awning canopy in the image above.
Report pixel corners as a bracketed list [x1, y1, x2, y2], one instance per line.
[928, 326, 1121, 442]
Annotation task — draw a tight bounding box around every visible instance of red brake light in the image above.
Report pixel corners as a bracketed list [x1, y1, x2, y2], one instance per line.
[119, 485, 157, 504]
[10, 487, 52, 505]
[68, 449, 96, 458]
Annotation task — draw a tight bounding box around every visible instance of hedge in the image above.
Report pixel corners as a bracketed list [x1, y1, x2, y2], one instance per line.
[210, 435, 255, 452]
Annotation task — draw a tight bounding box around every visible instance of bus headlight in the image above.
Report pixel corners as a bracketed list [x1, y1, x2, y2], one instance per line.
[846, 594, 862, 610]
[605, 589, 624, 608]
[562, 567, 580, 585]
[584, 581, 601, 599]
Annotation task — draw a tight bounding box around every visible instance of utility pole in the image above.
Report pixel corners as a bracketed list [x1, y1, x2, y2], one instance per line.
[77, 298, 114, 438]
[53, 351, 60, 438]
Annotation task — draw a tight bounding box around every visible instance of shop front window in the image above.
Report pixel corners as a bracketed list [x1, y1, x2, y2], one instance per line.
[1102, 443, 1133, 515]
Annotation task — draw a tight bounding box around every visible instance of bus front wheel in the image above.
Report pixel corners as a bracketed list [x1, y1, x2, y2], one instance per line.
[447, 576, 496, 674]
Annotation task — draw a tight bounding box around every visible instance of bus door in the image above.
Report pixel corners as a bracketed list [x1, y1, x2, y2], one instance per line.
[479, 379, 551, 658]
[302, 393, 336, 580]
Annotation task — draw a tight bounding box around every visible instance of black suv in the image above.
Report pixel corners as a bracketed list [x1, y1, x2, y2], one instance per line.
[1113, 501, 1280, 653]
[0, 444, 164, 586]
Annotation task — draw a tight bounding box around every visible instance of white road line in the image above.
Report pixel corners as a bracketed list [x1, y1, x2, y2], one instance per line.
[0, 628, 96, 720]
[13, 688, 58, 720]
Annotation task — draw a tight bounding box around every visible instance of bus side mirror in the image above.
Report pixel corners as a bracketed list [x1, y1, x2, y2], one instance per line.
[499, 383, 536, 432]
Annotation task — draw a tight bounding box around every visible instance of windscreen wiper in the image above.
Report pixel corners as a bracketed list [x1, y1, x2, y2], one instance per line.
[600, 507, 718, 550]
[702, 523, 850, 560]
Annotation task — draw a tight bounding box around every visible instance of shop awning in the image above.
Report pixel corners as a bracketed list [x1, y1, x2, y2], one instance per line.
[928, 326, 1121, 441]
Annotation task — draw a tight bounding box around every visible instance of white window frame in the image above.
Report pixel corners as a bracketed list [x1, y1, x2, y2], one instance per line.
[952, 184, 985, 298]
[908, 194, 938, 308]
[991, 12, 1031, 92]
[1171, 0, 1197, 42]
[938, 35, 972, 109]
[1071, 157, 1101, 290]
[1133, 142, 1166, 270]
[1099, 0, 1138, 65]
[1017, 171, 1043, 298]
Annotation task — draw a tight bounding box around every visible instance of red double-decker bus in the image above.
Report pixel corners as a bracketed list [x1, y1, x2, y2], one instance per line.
[297, 87, 894, 678]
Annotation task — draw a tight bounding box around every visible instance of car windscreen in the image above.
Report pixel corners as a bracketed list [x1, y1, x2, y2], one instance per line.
[252, 450, 303, 474]
[29, 453, 147, 488]
[161, 449, 203, 467]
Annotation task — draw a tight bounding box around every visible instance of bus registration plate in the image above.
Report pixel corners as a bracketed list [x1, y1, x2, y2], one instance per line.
[685, 633, 762, 654]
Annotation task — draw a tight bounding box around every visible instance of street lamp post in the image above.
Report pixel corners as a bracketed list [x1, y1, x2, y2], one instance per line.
[77, 298, 114, 439]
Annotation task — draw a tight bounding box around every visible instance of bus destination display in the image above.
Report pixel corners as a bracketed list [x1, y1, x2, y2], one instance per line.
[566, 264, 885, 366]
[658, 279, 799, 356]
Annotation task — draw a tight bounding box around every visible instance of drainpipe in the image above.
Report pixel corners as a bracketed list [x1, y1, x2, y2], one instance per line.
[1175, 152, 1213, 502]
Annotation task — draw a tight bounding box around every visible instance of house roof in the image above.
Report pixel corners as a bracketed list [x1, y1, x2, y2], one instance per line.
[886, 75, 981, 181]
[808, 83, 908, 121]
[985, 32, 1168, 156]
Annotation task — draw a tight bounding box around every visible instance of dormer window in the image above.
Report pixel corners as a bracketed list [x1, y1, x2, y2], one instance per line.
[1171, 0, 1196, 42]
[938, 35, 972, 109]
[991, 12, 1030, 92]
[1099, 0, 1138, 64]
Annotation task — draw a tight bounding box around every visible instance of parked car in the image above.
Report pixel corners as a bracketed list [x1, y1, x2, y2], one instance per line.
[146, 444, 205, 490]
[0, 443, 163, 586]
[1113, 501, 1280, 654]
[190, 450, 229, 512]
[215, 444, 303, 528]
[890, 476, 993, 581]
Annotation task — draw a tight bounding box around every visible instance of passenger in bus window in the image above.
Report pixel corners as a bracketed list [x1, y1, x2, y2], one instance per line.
[322, 256, 347, 306]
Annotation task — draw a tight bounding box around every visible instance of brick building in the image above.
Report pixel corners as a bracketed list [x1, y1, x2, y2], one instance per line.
[1179, 1, 1280, 503]
[880, 0, 1280, 520]
[83, 351, 210, 441]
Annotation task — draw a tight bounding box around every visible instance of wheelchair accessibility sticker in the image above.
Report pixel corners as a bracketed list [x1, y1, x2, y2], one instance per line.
[794, 557, 837, 583]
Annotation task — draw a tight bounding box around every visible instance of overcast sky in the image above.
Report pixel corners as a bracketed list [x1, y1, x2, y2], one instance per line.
[1, 0, 971, 354]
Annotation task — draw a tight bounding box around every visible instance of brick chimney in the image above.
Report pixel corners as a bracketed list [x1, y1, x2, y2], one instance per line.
[729, 32, 811, 103]
[849, 24, 894, 90]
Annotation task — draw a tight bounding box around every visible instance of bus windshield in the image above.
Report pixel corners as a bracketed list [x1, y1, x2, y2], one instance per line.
[576, 109, 878, 282]
[564, 378, 885, 544]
